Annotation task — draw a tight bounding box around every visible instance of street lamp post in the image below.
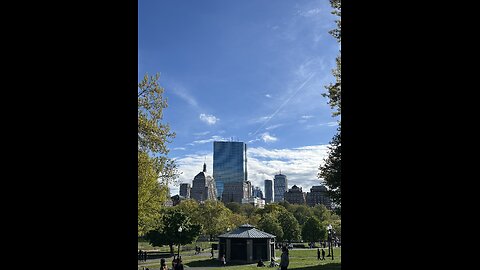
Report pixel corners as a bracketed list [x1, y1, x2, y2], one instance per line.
[327, 224, 335, 260]
[178, 226, 183, 257]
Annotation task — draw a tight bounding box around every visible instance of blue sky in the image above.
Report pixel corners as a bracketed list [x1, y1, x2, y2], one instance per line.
[139, 0, 340, 195]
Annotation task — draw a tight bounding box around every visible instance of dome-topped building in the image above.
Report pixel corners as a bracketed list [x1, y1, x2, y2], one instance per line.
[191, 163, 217, 202]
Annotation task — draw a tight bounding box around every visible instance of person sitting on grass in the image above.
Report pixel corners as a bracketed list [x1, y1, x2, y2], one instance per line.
[269, 257, 279, 268]
[257, 259, 265, 267]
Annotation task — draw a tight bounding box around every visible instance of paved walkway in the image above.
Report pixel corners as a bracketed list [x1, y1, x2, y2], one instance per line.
[138, 251, 219, 270]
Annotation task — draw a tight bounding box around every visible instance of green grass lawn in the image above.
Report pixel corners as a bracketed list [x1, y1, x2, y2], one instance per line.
[138, 247, 341, 270]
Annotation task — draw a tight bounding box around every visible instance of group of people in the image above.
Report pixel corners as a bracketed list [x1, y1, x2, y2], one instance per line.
[158, 255, 184, 270]
[257, 246, 289, 269]
[317, 248, 326, 260]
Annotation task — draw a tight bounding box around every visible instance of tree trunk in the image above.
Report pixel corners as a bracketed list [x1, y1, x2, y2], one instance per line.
[169, 244, 174, 255]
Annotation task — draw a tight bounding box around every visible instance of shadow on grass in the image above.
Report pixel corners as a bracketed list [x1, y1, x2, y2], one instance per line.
[185, 258, 222, 267]
[293, 262, 341, 270]
[185, 258, 256, 268]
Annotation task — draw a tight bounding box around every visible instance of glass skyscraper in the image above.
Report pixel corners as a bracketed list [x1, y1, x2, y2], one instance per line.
[213, 141, 247, 198]
[274, 173, 287, 202]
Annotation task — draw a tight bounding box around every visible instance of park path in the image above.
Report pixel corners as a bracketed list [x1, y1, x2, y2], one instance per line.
[138, 251, 220, 270]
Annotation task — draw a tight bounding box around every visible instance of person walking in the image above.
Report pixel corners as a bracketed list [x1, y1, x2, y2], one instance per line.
[211, 247, 214, 258]
[321, 248, 325, 260]
[172, 255, 177, 269]
[317, 248, 321, 260]
[280, 246, 289, 270]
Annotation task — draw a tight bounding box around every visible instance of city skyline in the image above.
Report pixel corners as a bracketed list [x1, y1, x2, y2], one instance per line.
[138, 0, 339, 196]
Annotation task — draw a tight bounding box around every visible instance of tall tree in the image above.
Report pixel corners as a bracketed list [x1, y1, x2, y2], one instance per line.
[311, 204, 332, 223]
[277, 211, 301, 243]
[198, 200, 233, 240]
[176, 199, 201, 224]
[144, 209, 202, 255]
[138, 73, 178, 236]
[318, 129, 341, 206]
[257, 213, 284, 241]
[323, 0, 341, 117]
[290, 204, 313, 226]
[302, 217, 327, 243]
[319, 0, 342, 210]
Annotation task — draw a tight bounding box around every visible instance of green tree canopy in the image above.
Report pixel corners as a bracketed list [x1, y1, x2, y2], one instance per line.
[198, 200, 233, 240]
[144, 208, 201, 255]
[175, 199, 201, 224]
[302, 217, 327, 243]
[257, 213, 284, 241]
[311, 204, 332, 223]
[289, 204, 313, 226]
[323, 0, 341, 117]
[319, 0, 341, 212]
[318, 128, 341, 206]
[277, 211, 301, 243]
[138, 73, 178, 236]
[224, 202, 242, 214]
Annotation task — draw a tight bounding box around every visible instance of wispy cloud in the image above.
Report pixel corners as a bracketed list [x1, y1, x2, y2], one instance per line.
[261, 132, 278, 143]
[299, 115, 314, 124]
[190, 135, 228, 145]
[173, 147, 186, 151]
[265, 124, 284, 130]
[252, 72, 316, 136]
[170, 83, 199, 109]
[248, 132, 278, 144]
[299, 8, 322, 17]
[250, 116, 272, 124]
[193, 131, 210, 136]
[199, 114, 219, 125]
[265, 94, 272, 98]
[305, 121, 339, 129]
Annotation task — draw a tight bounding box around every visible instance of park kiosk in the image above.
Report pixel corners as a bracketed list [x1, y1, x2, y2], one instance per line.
[217, 224, 276, 264]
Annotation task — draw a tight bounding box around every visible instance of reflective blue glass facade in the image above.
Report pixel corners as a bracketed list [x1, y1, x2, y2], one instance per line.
[213, 141, 247, 198]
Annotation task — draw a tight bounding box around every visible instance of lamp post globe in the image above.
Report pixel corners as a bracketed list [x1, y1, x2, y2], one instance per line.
[178, 226, 183, 257]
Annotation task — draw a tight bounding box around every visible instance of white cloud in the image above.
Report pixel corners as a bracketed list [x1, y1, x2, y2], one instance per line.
[169, 145, 330, 196]
[193, 131, 210, 136]
[327, 121, 338, 126]
[265, 124, 284, 130]
[301, 115, 314, 119]
[199, 113, 219, 125]
[265, 94, 272, 98]
[170, 83, 199, 109]
[261, 132, 278, 143]
[190, 135, 228, 145]
[173, 147, 186, 151]
[301, 8, 322, 17]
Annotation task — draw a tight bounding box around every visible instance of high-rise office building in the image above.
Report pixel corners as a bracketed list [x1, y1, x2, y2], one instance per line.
[213, 141, 247, 198]
[274, 173, 287, 202]
[264, 179, 273, 203]
[179, 183, 191, 198]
